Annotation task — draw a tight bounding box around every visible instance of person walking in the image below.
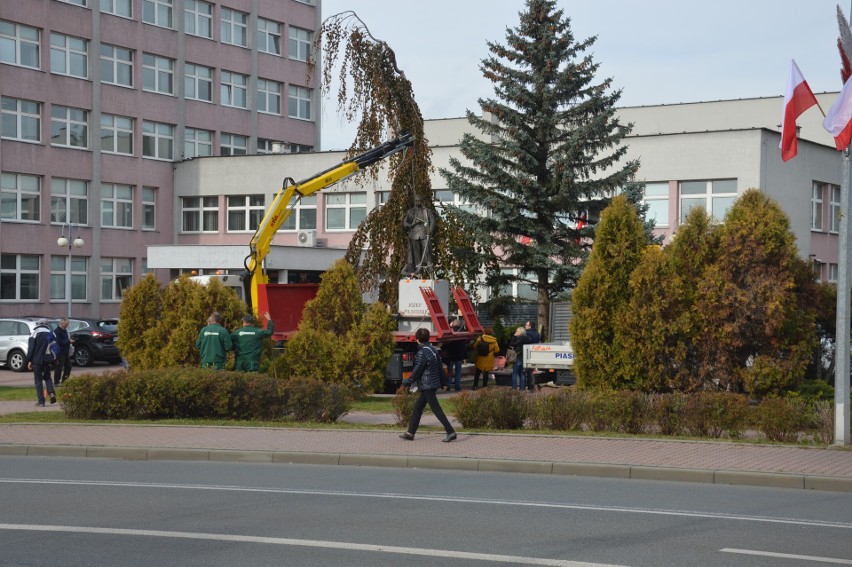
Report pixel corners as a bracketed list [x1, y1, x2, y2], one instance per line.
[400, 328, 457, 442]
[509, 326, 531, 390]
[196, 312, 232, 370]
[471, 327, 499, 390]
[524, 321, 541, 391]
[53, 318, 72, 386]
[26, 319, 57, 407]
[231, 312, 274, 372]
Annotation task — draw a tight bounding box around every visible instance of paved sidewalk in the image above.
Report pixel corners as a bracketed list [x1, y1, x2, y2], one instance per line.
[0, 400, 850, 492]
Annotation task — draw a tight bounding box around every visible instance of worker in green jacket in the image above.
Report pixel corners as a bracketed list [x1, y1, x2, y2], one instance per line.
[196, 311, 233, 370]
[231, 312, 274, 372]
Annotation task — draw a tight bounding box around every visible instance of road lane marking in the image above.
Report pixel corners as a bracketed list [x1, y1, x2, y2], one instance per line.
[721, 548, 852, 565]
[2, 478, 851, 530]
[0, 523, 625, 567]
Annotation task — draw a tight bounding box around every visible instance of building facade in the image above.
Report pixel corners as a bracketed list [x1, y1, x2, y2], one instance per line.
[0, 0, 320, 319]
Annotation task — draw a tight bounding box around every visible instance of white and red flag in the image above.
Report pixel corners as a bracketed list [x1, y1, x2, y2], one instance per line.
[781, 60, 820, 161]
[823, 75, 852, 150]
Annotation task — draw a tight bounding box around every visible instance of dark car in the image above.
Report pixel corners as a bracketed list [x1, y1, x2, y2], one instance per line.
[62, 318, 122, 367]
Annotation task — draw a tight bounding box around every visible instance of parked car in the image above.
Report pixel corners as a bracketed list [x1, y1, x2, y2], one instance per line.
[0, 317, 45, 372]
[61, 318, 122, 367]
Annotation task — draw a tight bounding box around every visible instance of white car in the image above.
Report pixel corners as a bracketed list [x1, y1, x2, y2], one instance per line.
[0, 317, 43, 372]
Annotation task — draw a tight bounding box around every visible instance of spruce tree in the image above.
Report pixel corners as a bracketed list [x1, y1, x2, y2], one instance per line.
[440, 0, 639, 336]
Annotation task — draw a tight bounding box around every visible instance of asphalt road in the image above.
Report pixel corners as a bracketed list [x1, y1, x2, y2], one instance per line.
[0, 456, 849, 566]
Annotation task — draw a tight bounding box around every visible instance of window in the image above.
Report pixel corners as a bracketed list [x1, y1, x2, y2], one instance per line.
[831, 184, 841, 234]
[142, 186, 156, 229]
[288, 26, 311, 62]
[51, 105, 88, 148]
[51, 255, 87, 302]
[376, 191, 390, 208]
[642, 182, 670, 227]
[142, 120, 174, 160]
[50, 177, 88, 225]
[227, 194, 264, 231]
[1, 173, 40, 222]
[142, 53, 174, 95]
[50, 33, 88, 78]
[221, 8, 248, 47]
[220, 133, 247, 156]
[679, 179, 736, 223]
[143, 0, 172, 28]
[258, 18, 282, 55]
[1, 97, 40, 142]
[181, 196, 218, 232]
[100, 44, 133, 86]
[0, 254, 39, 300]
[496, 267, 536, 300]
[326, 192, 367, 230]
[100, 257, 132, 301]
[221, 71, 247, 108]
[433, 188, 475, 215]
[184, 127, 212, 158]
[257, 139, 287, 154]
[58, 0, 87, 5]
[288, 85, 312, 120]
[185, 63, 212, 102]
[257, 79, 281, 114]
[812, 182, 824, 231]
[829, 263, 839, 284]
[100, 114, 133, 155]
[184, 0, 212, 38]
[101, 183, 133, 228]
[279, 194, 316, 230]
[0, 21, 40, 69]
[100, 0, 132, 18]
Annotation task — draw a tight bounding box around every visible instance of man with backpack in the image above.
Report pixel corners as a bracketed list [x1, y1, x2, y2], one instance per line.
[26, 319, 57, 407]
[53, 318, 73, 385]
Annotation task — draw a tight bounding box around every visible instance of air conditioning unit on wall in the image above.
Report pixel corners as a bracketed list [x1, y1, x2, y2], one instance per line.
[296, 229, 317, 247]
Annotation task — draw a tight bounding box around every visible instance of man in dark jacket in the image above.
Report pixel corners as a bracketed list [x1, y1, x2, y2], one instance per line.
[53, 318, 72, 385]
[444, 318, 467, 391]
[524, 321, 541, 391]
[400, 328, 457, 442]
[26, 319, 57, 406]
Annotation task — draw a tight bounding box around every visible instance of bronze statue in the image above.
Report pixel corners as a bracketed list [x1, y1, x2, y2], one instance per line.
[402, 198, 435, 275]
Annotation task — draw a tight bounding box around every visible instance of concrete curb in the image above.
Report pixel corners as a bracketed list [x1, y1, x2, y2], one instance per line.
[2, 444, 851, 493]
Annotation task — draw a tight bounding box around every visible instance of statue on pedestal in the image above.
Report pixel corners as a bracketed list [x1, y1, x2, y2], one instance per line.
[402, 198, 435, 276]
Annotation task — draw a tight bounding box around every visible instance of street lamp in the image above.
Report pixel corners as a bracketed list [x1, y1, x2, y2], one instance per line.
[57, 223, 84, 318]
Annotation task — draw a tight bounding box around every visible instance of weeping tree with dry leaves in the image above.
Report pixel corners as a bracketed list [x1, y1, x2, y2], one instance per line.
[310, 12, 474, 305]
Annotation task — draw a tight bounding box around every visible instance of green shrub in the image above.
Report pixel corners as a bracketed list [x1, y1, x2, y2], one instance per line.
[683, 391, 748, 438]
[448, 388, 529, 430]
[794, 380, 835, 403]
[528, 389, 590, 431]
[450, 391, 491, 429]
[808, 399, 834, 444]
[392, 386, 418, 427]
[281, 376, 352, 423]
[754, 397, 808, 443]
[648, 392, 688, 436]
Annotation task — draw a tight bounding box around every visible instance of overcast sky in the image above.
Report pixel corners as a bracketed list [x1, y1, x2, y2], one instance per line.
[318, 0, 848, 150]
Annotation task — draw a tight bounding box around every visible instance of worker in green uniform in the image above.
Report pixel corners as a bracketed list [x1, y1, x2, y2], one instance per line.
[231, 312, 274, 372]
[196, 311, 233, 370]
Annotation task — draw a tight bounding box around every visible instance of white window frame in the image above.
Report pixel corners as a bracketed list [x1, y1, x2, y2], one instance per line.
[287, 85, 312, 120]
[258, 18, 282, 55]
[220, 133, 247, 156]
[51, 105, 89, 149]
[100, 257, 133, 301]
[142, 0, 173, 29]
[100, 114, 133, 155]
[184, 0, 212, 38]
[57, 0, 87, 5]
[831, 184, 841, 234]
[1, 172, 40, 222]
[433, 188, 476, 215]
[279, 194, 316, 231]
[184, 127, 212, 158]
[0, 20, 40, 69]
[50, 32, 88, 78]
[1, 96, 41, 143]
[496, 267, 537, 300]
[642, 181, 670, 228]
[221, 71, 248, 108]
[100, 44, 133, 87]
[142, 186, 156, 230]
[142, 120, 174, 160]
[227, 194, 265, 232]
[257, 139, 287, 154]
[679, 179, 737, 224]
[181, 196, 218, 232]
[257, 79, 281, 115]
[51, 255, 87, 303]
[221, 8, 248, 47]
[185, 63, 213, 102]
[0, 254, 40, 301]
[101, 183, 133, 228]
[325, 192, 367, 231]
[288, 26, 311, 62]
[142, 53, 175, 95]
[812, 182, 824, 232]
[100, 0, 132, 18]
[50, 177, 89, 225]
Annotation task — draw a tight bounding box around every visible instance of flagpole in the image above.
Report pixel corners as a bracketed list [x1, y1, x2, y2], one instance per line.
[835, 145, 852, 446]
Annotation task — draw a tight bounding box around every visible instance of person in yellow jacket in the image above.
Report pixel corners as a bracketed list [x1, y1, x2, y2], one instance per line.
[471, 327, 499, 390]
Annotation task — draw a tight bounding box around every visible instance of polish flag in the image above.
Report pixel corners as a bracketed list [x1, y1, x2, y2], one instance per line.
[823, 75, 852, 150]
[780, 60, 819, 161]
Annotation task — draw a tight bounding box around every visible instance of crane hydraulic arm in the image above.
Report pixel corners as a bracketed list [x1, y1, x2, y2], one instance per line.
[242, 131, 415, 312]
